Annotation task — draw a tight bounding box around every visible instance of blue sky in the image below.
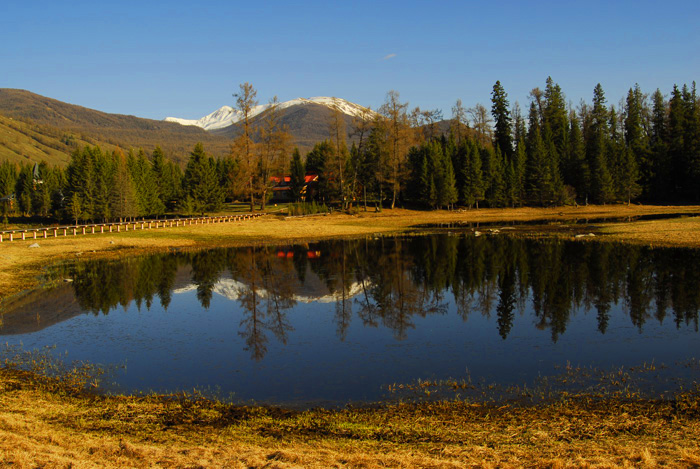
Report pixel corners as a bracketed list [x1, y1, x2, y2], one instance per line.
[2, 0, 698, 121]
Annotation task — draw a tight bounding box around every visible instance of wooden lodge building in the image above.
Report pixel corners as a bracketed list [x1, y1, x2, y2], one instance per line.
[270, 174, 319, 202]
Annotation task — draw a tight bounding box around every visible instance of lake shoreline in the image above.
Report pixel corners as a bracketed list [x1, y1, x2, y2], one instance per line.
[1, 364, 699, 467]
[3, 204, 700, 467]
[2, 204, 700, 306]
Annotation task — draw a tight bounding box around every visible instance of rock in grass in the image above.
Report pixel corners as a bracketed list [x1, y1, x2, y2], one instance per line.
[28, 243, 40, 248]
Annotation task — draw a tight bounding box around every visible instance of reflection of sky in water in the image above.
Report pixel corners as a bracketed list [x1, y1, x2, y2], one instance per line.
[3, 236, 700, 406]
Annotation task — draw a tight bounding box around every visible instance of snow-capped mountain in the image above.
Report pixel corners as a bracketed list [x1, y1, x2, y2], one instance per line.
[165, 97, 375, 131]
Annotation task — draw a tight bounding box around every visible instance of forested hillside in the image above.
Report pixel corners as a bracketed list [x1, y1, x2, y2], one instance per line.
[1, 79, 699, 225]
[0, 89, 231, 164]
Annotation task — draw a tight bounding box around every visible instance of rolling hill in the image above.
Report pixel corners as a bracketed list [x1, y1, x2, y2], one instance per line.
[0, 89, 232, 165]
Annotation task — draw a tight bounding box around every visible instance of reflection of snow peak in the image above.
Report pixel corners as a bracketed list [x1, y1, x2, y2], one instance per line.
[173, 278, 366, 303]
[164, 97, 376, 131]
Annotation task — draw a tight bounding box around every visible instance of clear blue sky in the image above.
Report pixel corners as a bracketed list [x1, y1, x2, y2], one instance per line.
[3, 0, 698, 121]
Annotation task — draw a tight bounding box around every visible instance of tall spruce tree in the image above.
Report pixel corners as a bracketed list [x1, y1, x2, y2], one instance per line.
[650, 89, 669, 200]
[491, 80, 513, 160]
[566, 112, 589, 201]
[624, 84, 650, 197]
[586, 84, 615, 203]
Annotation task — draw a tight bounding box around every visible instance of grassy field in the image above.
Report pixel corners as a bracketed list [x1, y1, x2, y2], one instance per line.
[3, 204, 700, 467]
[2, 365, 700, 468]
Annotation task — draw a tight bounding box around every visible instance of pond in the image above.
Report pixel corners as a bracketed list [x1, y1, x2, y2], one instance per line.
[2, 234, 700, 407]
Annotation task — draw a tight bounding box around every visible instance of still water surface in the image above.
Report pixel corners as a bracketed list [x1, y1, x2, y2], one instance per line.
[2, 234, 699, 406]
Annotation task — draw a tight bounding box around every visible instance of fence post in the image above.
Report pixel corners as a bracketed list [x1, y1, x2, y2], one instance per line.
[63, 228, 67, 236]
[9, 233, 12, 242]
[43, 230, 47, 239]
[53, 229, 57, 237]
[72, 228, 76, 236]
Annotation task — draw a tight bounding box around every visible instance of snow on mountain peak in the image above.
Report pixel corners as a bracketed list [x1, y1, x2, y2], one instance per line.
[164, 97, 375, 131]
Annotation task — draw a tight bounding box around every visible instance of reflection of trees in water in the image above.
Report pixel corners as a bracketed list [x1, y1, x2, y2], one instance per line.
[229, 246, 297, 360]
[67, 235, 700, 355]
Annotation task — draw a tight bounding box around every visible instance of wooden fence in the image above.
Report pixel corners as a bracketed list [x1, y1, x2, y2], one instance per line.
[0, 213, 265, 243]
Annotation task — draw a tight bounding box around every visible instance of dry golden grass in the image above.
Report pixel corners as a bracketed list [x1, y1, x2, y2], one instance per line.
[1, 366, 700, 468]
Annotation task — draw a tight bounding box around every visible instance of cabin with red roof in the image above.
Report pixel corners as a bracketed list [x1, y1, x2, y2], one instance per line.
[270, 173, 319, 201]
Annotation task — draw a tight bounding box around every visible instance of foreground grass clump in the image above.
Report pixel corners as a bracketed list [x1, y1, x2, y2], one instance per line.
[2, 364, 700, 467]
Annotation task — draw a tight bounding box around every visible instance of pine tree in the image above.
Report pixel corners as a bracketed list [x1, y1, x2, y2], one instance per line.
[461, 140, 484, 209]
[512, 137, 527, 206]
[483, 146, 506, 207]
[624, 84, 651, 197]
[618, 146, 641, 204]
[183, 143, 223, 213]
[586, 84, 614, 204]
[289, 147, 306, 202]
[491, 81, 513, 160]
[649, 89, 669, 200]
[110, 149, 138, 221]
[683, 83, 700, 201]
[566, 112, 589, 202]
[543, 77, 569, 164]
[440, 146, 458, 209]
[526, 124, 550, 205]
[152, 146, 182, 211]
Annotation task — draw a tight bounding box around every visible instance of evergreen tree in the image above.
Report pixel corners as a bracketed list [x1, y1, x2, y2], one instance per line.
[183, 143, 224, 213]
[491, 80, 513, 160]
[110, 149, 138, 221]
[152, 146, 182, 211]
[440, 145, 458, 209]
[130, 149, 164, 217]
[289, 147, 306, 202]
[542, 77, 569, 164]
[483, 146, 506, 207]
[683, 83, 700, 201]
[15, 163, 33, 216]
[512, 137, 527, 206]
[624, 84, 651, 197]
[650, 89, 670, 200]
[461, 140, 484, 208]
[618, 146, 641, 204]
[65, 146, 96, 221]
[305, 140, 335, 202]
[566, 112, 589, 201]
[526, 124, 550, 205]
[92, 147, 113, 222]
[586, 84, 614, 203]
[0, 161, 18, 199]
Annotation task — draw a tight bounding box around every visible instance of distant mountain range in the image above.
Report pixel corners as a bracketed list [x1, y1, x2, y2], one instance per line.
[165, 96, 376, 131]
[0, 89, 461, 168]
[0, 89, 381, 166]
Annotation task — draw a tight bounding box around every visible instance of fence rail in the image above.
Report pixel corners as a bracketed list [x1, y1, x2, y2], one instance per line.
[0, 213, 265, 243]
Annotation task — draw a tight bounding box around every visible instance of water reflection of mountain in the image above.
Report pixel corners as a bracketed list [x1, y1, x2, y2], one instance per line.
[0, 284, 82, 335]
[3, 236, 700, 351]
[173, 274, 368, 304]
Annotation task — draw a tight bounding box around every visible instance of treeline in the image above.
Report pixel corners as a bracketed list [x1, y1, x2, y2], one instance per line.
[2, 78, 699, 222]
[0, 143, 231, 223]
[299, 79, 700, 208]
